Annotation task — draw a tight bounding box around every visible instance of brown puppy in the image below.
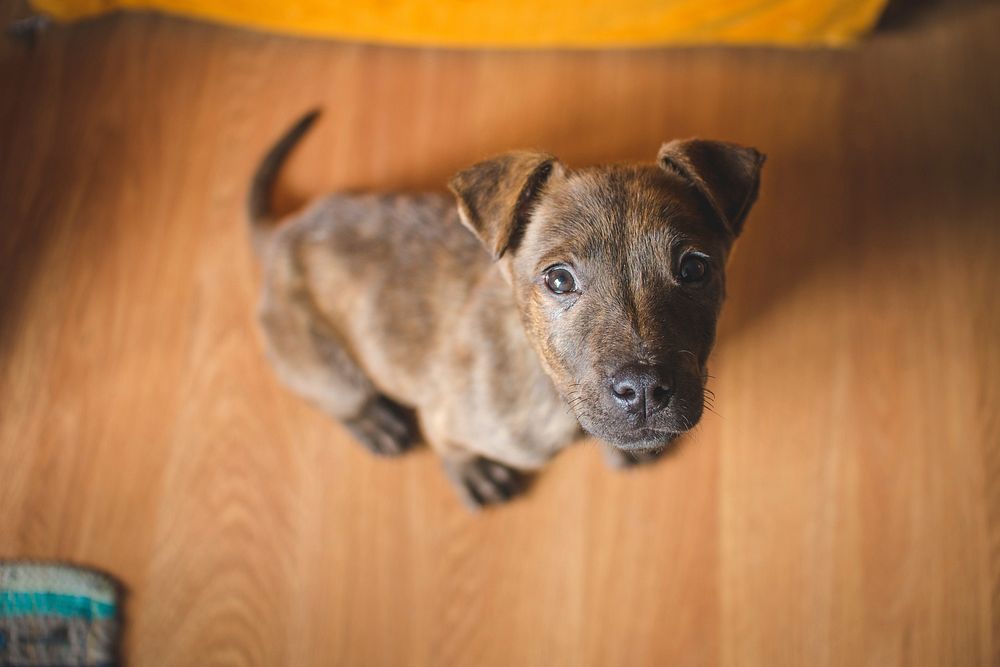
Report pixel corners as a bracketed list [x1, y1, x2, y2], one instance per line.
[250, 111, 764, 509]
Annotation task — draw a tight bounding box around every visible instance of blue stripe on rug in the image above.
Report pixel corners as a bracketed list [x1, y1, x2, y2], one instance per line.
[0, 591, 116, 620]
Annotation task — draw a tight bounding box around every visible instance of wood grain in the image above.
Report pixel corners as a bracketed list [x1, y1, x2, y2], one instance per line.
[2, 2, 999, 664]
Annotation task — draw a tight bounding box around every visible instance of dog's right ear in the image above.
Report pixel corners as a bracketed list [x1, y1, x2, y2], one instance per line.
[449, 152, 563, 260]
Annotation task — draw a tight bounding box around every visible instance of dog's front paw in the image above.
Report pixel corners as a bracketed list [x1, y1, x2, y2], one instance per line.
[442, 456, 527, 510]
[601, 442, 674, 470]
[344, 395, 418, 457]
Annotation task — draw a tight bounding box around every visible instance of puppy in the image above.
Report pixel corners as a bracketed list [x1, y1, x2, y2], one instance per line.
[249, 111, 764, 509]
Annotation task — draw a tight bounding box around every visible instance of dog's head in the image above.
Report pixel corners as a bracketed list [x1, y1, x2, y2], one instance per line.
[449, 141, 764, 451]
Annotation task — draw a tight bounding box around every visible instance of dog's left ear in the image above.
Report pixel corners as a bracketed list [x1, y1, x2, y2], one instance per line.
[449, 151, 563, 260]
[658, 140, 765, 238]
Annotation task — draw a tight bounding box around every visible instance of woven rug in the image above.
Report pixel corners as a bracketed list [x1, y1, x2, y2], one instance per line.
[0, 563, 121, 667]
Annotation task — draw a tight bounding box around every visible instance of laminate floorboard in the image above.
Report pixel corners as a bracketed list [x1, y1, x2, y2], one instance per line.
[1, 2, 999, 664]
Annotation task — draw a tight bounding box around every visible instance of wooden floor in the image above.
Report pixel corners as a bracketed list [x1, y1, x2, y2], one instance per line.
[2, 1, 999, 664]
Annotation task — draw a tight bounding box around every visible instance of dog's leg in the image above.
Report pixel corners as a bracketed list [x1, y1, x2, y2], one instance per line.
[418, 416, 534, 509]
[342, 395, 418, 457]
[259, 296, 418, 456]
[440, 453, 528, 510]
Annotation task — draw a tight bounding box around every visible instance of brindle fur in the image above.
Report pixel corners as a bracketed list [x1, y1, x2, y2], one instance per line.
[250, 111, 764, 509]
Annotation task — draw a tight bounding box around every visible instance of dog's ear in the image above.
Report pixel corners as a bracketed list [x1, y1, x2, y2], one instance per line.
[658, 140, 765, 238]
[449, 151, 563, 260]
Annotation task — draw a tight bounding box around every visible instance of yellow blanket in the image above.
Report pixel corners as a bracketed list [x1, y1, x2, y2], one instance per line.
[31, 0, 888, 47]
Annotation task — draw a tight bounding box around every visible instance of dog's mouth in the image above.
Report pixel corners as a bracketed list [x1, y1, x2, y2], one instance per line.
[573, 401, 703, 451]
[600, 423, 693, 450]
[611, 427, 680, 452]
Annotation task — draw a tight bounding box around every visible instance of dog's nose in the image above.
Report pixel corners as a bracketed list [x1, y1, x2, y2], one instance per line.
[610, 364, 673, 416]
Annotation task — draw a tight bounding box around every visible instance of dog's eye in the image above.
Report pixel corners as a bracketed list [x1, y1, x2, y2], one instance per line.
[678, 254, 709, 283]
[544, 267, 577, 294]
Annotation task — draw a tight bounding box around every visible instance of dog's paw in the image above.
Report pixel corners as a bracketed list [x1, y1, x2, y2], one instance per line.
[443, 456, 527, 510]
[344, 395, 418, 457]
[601, 441, 674, 470]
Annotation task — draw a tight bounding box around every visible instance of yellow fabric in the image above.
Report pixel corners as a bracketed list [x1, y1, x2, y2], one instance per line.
[31, 0, 888, 47]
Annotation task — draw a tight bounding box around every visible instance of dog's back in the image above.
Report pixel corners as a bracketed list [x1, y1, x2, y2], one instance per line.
[259, 190, 491, 404]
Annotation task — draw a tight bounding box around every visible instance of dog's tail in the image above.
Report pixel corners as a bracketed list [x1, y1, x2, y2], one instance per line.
[247, 109, 321, 256]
